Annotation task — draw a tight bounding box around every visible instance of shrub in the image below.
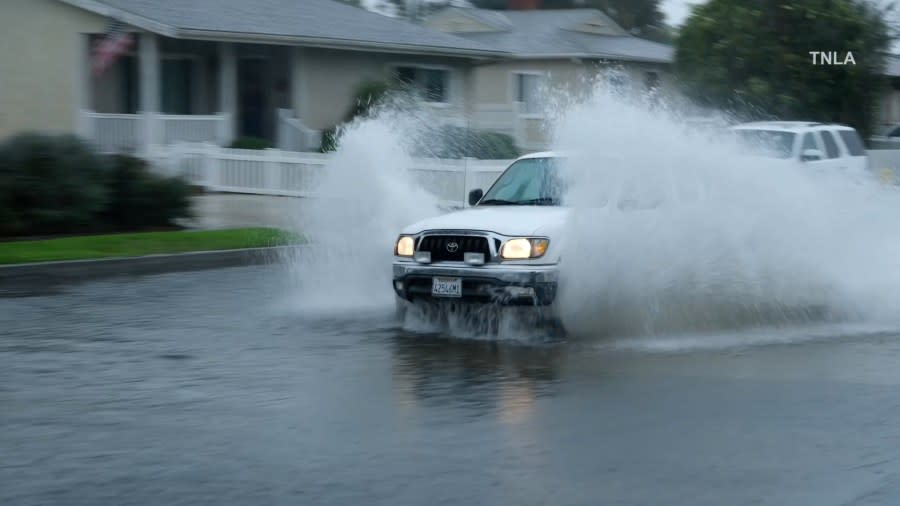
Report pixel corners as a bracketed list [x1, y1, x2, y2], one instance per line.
[344, 80, 393, 122]
[101, 154, 193, 231]
[319, 126, 340, 153]
[0, 133, 109, 236]
[229, 137, 272, 150]
[0, 133, 193, 237]
[321, 79, 394, 152]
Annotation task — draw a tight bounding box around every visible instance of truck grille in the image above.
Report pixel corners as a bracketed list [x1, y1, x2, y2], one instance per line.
[417, 235, 491, 262]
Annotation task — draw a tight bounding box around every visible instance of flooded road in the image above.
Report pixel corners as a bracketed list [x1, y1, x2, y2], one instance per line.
[5, 265, 900, 506]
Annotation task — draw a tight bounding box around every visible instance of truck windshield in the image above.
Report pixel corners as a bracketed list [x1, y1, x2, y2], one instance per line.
[478, 157, 564, 206]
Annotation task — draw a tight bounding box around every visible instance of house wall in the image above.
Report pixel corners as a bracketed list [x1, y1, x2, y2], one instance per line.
[878, 85, 900, 130]
[0, 0, 107, 140]
[471, 58, 675, 105]
[469, 58, 674, 150]
[293, 48, 471, 131]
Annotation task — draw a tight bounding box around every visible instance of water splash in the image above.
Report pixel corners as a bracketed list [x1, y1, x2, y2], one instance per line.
[401, 301, 562, 342]
[285, 75, 900, 345]
[284, 105, 443, 317]
[551, 81, 900, 338]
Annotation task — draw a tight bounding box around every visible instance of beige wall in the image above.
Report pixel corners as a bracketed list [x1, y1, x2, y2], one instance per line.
[471, 59, 674, 106]
[879, 86, 900, 129]
[468, 58, 674, 150]
[294, 48, 471, 130]
[0, 0, 107, 140]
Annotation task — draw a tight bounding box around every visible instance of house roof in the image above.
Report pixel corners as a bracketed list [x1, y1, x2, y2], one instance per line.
[58, 0, 505, 58]
[426, 8, 674, 64]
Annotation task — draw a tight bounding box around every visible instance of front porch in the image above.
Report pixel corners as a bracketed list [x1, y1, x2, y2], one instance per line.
[78, 33, 321, 153]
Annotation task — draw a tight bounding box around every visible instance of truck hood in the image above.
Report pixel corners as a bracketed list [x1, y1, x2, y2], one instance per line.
[401, 206, 570, 237]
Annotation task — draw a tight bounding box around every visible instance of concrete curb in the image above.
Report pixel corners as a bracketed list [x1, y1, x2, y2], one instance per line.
[0, 245, 304, 295]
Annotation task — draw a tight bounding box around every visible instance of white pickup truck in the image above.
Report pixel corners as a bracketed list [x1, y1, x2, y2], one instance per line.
[392, 123, 870, 328]
[392, 153, 566, 313]
[729, 121, 869, 172]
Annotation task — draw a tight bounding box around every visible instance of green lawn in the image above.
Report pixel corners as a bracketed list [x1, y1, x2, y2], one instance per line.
[0, 228, 303, 265]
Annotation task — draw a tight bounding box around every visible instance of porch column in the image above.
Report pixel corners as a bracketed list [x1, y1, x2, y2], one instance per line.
[290, 47, 307, 121]
[75, 33, 93, 141]
[218, 42, 237, 144]
[139, 32, 160, 153]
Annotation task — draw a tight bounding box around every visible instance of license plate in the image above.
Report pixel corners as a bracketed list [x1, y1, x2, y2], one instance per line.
[431, 277, 462, 298]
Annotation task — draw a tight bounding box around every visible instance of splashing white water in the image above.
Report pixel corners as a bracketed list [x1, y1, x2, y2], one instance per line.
[551, 83, 900, 337]
[285, 78, 900, 344]
[286, 107, 442, 317]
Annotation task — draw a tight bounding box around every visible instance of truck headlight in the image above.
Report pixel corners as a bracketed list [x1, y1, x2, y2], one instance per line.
[395, 236, 415, 257]
[500, 238, 550, 259]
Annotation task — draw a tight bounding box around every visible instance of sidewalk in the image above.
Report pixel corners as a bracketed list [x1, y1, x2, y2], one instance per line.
[185, 193, 307, 230]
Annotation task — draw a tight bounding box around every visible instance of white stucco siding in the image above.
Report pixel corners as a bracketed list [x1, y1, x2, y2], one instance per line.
[294, 48, 471, 131]
[469, 59, 674, 150]
[0, 0, 107, 140]
[472, 59, 674, 106]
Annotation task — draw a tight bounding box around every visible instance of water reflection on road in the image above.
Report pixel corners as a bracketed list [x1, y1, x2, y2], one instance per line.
[5, 265, 900, 506]
[391, 335, 564, 423]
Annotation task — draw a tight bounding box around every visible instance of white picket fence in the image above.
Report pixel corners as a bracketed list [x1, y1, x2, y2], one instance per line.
[148, 143, 900, 206]
[79, 111, 231, 154]
[81, 113, 143, 153]
[150, 143, 510, 207]
[276, 109, 322, 152]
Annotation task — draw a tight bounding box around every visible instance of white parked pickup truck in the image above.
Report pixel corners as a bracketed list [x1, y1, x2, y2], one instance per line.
[392, 153, 567, 312]
[729, 121, 870, 172]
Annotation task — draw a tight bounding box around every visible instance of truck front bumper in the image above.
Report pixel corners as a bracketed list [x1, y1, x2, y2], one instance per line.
[392, 262, 559, 306]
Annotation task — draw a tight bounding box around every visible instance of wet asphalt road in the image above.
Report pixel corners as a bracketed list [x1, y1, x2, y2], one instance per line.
[5, 265, 900, 505]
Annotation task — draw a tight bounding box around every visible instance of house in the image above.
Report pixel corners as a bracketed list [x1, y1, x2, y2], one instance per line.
[878, 56, 900, 131]
[0, 0, 680, 155]
[0, 0, 503, 154]
[424, 7, 676, 149]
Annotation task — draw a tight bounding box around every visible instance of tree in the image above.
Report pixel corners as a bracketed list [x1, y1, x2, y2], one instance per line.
[675, 0, 892, 139]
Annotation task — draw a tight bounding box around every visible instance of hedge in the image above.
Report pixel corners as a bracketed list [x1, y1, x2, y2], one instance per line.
[0, 133, 192, 237]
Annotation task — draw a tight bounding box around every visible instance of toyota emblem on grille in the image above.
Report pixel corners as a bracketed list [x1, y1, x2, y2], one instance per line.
[446, 241, 459, 253]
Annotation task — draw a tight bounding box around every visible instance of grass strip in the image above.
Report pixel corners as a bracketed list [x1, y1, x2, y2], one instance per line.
[0, 228, 303, 265]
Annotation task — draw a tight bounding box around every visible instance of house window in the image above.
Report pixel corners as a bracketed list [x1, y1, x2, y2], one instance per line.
[644, 71, 660, 91]
[396, 66, 417, 87]
[514, 73, 545, 115]
[393, 66, 450, 103]
[161, 58, 194, 115]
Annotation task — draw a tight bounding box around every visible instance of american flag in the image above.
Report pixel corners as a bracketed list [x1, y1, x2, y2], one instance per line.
[91, 19, 134, 77]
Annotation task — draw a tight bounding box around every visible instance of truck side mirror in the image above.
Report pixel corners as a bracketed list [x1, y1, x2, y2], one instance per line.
[468, 189, 483, 206]
[800, 149, 823, 162]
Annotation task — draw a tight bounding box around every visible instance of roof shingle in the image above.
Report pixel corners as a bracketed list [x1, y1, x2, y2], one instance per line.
[428, 8, 674, 64]
[71, 0, 504, 57]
